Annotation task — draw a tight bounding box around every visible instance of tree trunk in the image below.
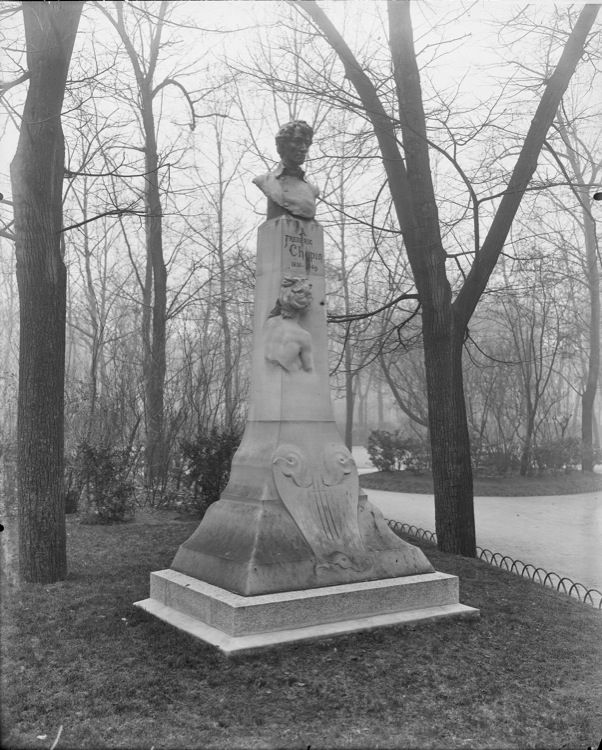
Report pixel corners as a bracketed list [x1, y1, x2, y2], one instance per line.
[388, 1, 477, 556]
[11, 1, 83, 583]
[581, 203, 600, 471]
[215, 132, 235, 428]
[344, 344, 354, 451]
[141, 83, 167, 488]
[520, 414, 536, 477]
[102, 1, 170, 488]
[424, 321, 476, 555]
[297, 0, 599, 558]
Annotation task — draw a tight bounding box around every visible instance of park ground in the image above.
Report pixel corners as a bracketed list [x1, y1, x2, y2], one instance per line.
[2, 509, 601, 750]
[359, 468, 602, 497]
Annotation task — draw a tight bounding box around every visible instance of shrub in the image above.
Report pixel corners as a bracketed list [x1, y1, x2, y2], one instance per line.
[179, 425, 242, 517]
[367, 430, 400, 472]
[74, 441, 137, 524]
[367, 430, 431, 474]
[472, 441, 521, 477]
[402, 438, 432, 475]
[533, 436, 581, 475]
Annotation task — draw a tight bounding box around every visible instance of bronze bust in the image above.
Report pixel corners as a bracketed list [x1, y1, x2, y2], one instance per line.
[253, 120, 320, 220]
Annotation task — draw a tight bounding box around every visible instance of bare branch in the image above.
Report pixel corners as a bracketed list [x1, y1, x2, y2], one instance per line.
[0, 71, 30, 97]
[328, 292, 419, 323]
[152, 77, 197, 130]
[61, 208, 146, 233]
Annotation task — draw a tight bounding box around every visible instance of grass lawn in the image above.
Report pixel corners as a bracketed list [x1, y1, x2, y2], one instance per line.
[2, 515, 602, 750]
[359, 469, 602, 497]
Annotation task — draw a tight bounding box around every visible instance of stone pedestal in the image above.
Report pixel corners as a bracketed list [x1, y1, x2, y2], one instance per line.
[135, 216, 479, 650]
[136, 569, 478, 655]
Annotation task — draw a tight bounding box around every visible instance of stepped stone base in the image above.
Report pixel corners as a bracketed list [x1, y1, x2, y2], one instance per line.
[135, 569, 479, 655]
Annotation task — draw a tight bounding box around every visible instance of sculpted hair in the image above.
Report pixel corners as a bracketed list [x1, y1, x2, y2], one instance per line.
[275, 120, 314, 157]
[267, 276, 312, 319]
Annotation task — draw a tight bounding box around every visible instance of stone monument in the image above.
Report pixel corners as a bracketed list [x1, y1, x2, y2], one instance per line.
[135, 120, 478, 653]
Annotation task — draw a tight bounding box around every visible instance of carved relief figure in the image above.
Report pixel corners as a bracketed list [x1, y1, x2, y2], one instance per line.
[264, 277, 314, 373]
[253, 120, 320, 220]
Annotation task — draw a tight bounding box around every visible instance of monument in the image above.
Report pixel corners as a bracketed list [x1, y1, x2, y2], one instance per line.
[135, 120, 478, 653]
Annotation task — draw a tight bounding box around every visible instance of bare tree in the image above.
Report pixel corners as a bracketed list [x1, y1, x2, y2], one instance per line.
[290, 1, 599, 555]
[492, 7, 601, 471]
[552, 113, 600, 471]
[95, 0, 204, 487]
[10, 0, 84, 583]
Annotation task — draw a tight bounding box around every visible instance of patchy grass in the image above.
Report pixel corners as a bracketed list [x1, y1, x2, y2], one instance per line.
[360, 469, 602, 497]
[2, 516, 601, 750]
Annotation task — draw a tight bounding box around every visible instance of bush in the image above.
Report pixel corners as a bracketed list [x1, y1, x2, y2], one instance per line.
[73, 441, 137, 524]
[367, 430, 401, 472]
[472, 440, 521, 477]
[367, 430, 431, 474]
[533, 436, 581, 475]
[178, 426, 242, 517]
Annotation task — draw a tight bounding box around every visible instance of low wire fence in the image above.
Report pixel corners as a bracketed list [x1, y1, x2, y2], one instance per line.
[386, 519, 602, 611]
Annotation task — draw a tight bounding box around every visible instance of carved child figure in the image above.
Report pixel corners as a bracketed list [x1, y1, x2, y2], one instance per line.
[264, 277, 314, 373]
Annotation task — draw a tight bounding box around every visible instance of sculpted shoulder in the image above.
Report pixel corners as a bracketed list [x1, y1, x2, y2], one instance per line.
[252, 171, 271, 192]
[253, 121, 320, 220]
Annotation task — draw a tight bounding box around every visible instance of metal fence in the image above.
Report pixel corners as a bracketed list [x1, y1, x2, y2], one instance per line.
[386, 519, 602, 610]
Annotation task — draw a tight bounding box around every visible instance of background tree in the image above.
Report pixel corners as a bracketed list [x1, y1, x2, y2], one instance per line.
[291, 0, 599, 555]
[552, 113, 600, 471]
[10, 0, 84, 583]
[95, 0, 209, 487]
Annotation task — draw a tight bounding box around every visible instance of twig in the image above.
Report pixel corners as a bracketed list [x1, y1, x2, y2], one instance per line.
[49, 725, 63, 750]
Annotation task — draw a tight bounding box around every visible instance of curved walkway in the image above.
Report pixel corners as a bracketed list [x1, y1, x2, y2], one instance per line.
[365, 487, 602, 592]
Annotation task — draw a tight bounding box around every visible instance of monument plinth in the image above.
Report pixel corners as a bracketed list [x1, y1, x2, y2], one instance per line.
[135, 121, 478, 652]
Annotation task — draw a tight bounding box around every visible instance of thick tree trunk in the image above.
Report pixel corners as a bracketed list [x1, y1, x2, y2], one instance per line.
[388, 2, 477, 556]
[298, 0, 598, 558]
[424, 319, 476, 555]
[11, 1, 83, 583]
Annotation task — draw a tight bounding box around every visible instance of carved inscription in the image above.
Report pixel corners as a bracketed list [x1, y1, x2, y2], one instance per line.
[283, 226, 323, 275]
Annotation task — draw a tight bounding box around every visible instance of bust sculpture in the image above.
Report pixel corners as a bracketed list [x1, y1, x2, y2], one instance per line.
[253, 120, 320, 220]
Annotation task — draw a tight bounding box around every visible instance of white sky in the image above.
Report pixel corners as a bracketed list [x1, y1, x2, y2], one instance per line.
[1, 1, 600, 199]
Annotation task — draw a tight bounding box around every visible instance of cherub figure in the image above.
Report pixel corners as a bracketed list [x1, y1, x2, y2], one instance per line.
[264, 277, 314, 373]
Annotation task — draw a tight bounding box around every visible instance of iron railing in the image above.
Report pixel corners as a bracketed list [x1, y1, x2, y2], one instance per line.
[386, 519, 602, 610]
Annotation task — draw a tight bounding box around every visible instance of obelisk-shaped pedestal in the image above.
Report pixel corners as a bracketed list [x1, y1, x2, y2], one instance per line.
[135, 216, 478, 653]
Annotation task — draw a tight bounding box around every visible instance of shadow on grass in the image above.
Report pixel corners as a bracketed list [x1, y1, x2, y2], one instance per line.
[2, 516, 601, 750]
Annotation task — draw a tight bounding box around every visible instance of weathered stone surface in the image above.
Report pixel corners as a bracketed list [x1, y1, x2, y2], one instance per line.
[138, 126, 479, 651]
[135, 569, 479, 654]
[170, 215, 436, 595]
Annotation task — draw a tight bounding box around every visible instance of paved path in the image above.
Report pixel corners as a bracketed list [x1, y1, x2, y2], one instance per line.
[364, 487, 602, 593]
[351, 447, 602, 591]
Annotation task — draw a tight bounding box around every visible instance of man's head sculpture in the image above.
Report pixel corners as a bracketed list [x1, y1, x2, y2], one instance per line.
[252, 119, 319, 219]
[268, 277, 313, 319]
[275, 121, 314, 169]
